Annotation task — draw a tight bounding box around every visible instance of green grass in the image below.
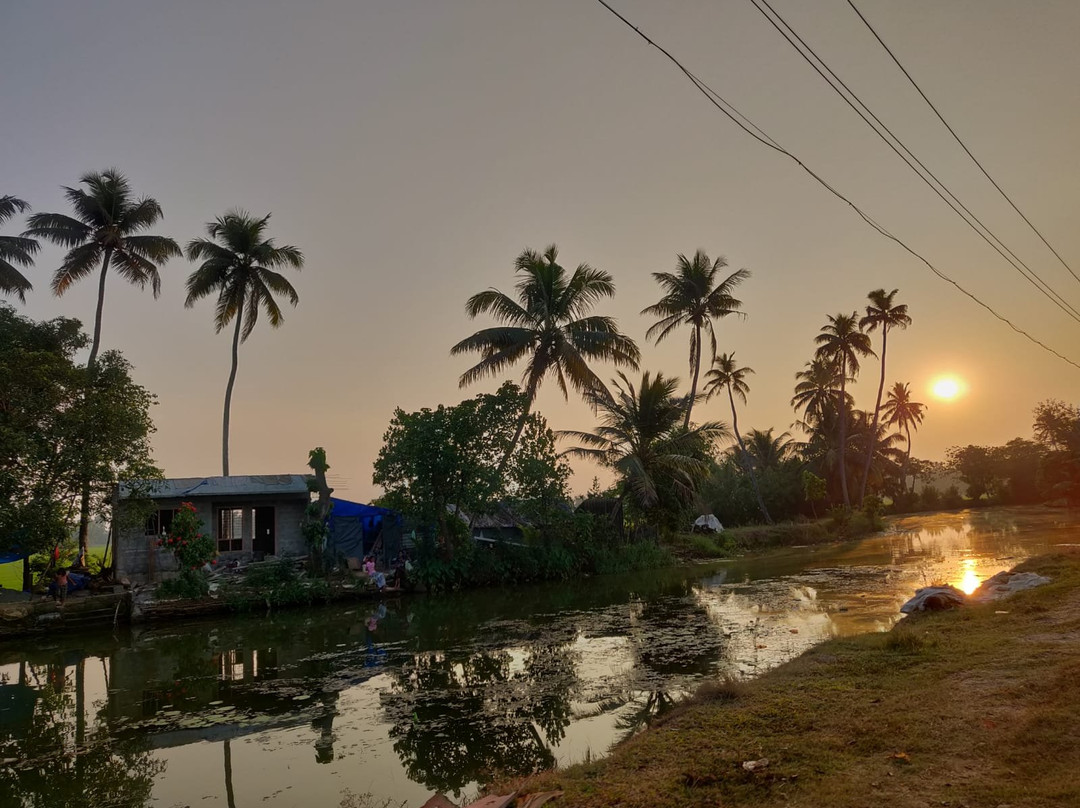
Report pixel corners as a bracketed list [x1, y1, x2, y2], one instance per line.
[496, 550, 1080, 807]
[0, 548, 109, 591]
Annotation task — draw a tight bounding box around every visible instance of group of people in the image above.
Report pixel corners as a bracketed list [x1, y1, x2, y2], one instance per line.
[358, 551, 413, 592]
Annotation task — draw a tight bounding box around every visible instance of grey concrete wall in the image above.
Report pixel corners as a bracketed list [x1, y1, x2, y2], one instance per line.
[116, 494, 310, 583]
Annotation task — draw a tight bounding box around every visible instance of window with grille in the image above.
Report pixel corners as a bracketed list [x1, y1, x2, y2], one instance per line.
[217, 508, 245, 552]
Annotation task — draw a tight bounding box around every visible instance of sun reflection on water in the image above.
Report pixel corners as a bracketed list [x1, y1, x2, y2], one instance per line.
[954, 558, 981, 595]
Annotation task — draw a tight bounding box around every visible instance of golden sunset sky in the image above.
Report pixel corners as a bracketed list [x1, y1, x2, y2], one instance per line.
[3, 1, 1079, 499]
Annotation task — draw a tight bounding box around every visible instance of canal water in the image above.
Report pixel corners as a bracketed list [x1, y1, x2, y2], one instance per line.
[2, 507, 1077, 807]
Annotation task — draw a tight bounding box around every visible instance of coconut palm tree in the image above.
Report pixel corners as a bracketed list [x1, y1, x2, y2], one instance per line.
[814, 313, 875, 508]
[185, 211, 302, 476]
[848, 410, 906, 495]
[882, 382, 926, 492]
[857, 289, 911, 502]
[641, 251, 749, 428]
[25, 169, 181, 368]
[703, 353, 771, 523]
[0, 196, 37, 302]
[743, 428, 796, 471]
[791, 358, 850, 430]
[452, 245, 640, 470]
[562, 371, 728, 517]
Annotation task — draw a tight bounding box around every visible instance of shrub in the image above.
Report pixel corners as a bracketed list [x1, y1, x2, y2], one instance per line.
[919, 486, 941, 510]
[157, 568, 210, 599]
[158, 502, 216, 571]
[941, 485, 964, 510]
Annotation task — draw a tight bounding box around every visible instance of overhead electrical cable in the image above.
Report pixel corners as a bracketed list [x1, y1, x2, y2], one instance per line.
[590, 0, 1080, 371]
[846, 0, 1080, 287]
[747, 0, 1080, 325]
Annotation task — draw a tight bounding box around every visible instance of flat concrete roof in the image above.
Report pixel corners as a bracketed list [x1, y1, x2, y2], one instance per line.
[119, 474, 310, 500]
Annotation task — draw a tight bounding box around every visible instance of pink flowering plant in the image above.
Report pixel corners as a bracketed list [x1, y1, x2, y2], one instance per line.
[157, 502, 216, 570]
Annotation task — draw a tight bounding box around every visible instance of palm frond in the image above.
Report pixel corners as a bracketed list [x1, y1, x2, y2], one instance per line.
[51, 244, 103, 296]
[24, 213, 91, 247]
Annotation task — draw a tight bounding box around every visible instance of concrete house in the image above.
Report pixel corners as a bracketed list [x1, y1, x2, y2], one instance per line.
[116, 474, 311, 583]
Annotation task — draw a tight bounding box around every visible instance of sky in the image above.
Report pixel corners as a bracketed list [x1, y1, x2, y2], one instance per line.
[3, 0, 1079, 501]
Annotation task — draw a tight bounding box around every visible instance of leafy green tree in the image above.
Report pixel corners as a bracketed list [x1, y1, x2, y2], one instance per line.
[802, 470, 826, 518]
[946, 444, 1001, 500]
[373, 383, 567, 553]
[857, 289, 911, 502]
[881, 381, 926, 492]
[452, 245, 639, 471]
[25, 169, 180, 369]
[185, 211, 303, 476]
[814, 312, 874, 508]
[641, 251, 749, 428]
[0, 196, 37, 302]
[563, 371, 728, 525]
[702, 352, 771, 523]
[0, 305, 161, 562]
[1033, 400, 1080, 504]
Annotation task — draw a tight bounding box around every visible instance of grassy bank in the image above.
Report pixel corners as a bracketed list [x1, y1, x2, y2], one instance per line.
[666, 512, 881, 561]
[500, 550, 1080, 807]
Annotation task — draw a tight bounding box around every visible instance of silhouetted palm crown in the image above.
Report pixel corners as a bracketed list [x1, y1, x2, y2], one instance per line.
[791, 359, 849, 427]
[452, 245, 640, 401]
[814, 312, 875, 376]
[184, 212, 302, 337]
[703, 353, 752, 405]
[25, 169, 179, 299]
[562, 371, 728, 508]
[882, 382, 926, 435]
[860, 289, 911, 338]
[0, 196, 37, 301]
[642, 250, 748, 424]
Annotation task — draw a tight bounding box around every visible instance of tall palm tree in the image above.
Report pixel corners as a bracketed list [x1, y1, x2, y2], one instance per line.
[703, 353, 771, 523]
[882, 382, 926, 493]
[185, 212, 302, 476]
[791, 358, 849, 430]
[562, 371, 728, 517]
[452, 245, 640, 470]
[0, 196, 37, 302]
[25, 169, 181, 368]
[641, 250, 749, 428]
[814, 313, 875, 508]
[857, 289, 911, 502]
[848, 410, 906, 495]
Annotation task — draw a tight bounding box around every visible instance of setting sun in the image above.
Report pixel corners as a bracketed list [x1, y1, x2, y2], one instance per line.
[932, 376, 962, 400]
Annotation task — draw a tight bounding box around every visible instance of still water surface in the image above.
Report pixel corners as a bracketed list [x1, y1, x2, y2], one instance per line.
[2, 507, 1078, 807]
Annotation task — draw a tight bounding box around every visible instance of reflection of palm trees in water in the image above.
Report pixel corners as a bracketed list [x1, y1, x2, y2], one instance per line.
[0, 658, 165, 807]
[382, 639, 578, 795]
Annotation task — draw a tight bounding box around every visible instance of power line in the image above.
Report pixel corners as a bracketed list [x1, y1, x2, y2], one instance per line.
[590, 0, 1080, 371]
[747, 0, 1080, 325]
[846, 0, 1080, 288]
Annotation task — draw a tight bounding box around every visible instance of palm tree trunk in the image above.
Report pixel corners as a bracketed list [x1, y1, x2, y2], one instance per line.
[684, 324, 701, 429]
[77, 248, 114, 557]
[729, 386, 772, 524]
[496, 397, 533, 474]
[838, 364, 851, 508]
[859, 327, 888, 502]
[222, 300, 244, 477]
[87, 247, 113, 370]
[224, 740, 237, 808]
[904, 422, 914, 494]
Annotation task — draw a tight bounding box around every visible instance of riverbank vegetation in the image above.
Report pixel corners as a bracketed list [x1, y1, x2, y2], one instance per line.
[500, 550, 1080, 807]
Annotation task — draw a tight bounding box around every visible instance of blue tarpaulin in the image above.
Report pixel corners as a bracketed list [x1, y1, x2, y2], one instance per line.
[324, 498, 403, 567]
